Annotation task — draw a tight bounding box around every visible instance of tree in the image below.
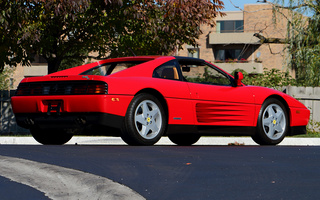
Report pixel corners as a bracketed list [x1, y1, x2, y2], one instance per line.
[287, 0, 320, 87]
[0, 0, 225, 74]
[254, 0, 320, 86]
[0, 1, 31, 72]
[0, 67, 14, 90]
[272, 0, 320, 86]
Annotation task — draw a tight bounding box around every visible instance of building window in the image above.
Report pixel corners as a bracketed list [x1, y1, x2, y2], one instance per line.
[188, 48, 199, 58]
[216, 20, 244, 33]
[214, 49, 242, 61]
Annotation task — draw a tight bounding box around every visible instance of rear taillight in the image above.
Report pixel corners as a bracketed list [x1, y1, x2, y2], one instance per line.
[90, 84, 108, 94]
[72, 83, 108, 94]
[15, 81, 108, 96]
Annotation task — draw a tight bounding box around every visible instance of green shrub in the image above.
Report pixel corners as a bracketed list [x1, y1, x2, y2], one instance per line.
[232, 68, 296, 90]
[0, 67, 15, 90]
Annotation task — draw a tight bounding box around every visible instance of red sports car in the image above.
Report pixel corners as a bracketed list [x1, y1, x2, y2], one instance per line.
[11, 56, 310, 145]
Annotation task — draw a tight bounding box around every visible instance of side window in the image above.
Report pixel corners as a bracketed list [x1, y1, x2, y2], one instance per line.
[81, 61, 146, 76]
[181, 63, 231, 86]
[83, 65, 108, 75]
[153, 61, 180, 80]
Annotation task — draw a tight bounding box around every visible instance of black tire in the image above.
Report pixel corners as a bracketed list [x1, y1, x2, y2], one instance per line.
[30, 128, 73, 145]
[168, 134, 201, 146]
[252, 98, 288, 145]
[121, 93, 166, 146]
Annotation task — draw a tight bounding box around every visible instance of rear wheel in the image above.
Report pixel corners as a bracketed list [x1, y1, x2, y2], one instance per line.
[252, 98, 288, 145]
[168, 134, 201, 146]
[121, 93, 166, 145]
[30, 128, 73, 145]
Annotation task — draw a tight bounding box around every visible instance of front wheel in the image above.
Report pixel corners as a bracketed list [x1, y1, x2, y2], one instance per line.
[252, 98, 288, 145]
[121, 93, 166, 146]
[30, 128, 73, 145]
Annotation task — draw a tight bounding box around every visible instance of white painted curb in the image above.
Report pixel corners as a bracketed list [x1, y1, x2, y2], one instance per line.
[0, 136, 320, 146]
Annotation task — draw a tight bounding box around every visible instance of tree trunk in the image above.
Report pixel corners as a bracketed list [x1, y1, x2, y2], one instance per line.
[47, 59, 61, 74]
[253, 33, 288, 44]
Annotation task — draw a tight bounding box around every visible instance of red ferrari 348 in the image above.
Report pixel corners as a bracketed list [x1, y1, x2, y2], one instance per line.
[11, 56, 310, 145]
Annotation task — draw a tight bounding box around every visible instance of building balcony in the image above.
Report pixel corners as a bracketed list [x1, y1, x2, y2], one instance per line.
[209, 32, 261, 45]
[213, 61, 263, 74]
[24, 63, 48, 77]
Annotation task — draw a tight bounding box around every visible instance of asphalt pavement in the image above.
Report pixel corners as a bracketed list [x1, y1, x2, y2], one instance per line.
[2, 144, 320, 200]
[0, 136, 320, 146]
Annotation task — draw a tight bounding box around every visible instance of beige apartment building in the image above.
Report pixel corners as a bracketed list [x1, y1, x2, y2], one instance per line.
[10, 3, 291, 89]
[178, 3, 291, 75]
[11, 56, 48, 89]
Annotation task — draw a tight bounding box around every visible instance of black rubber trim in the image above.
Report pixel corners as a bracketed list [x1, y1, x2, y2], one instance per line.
[14, 112, 124, 130]
[288, 126, 307, 136]
[166, 125, 256, 136]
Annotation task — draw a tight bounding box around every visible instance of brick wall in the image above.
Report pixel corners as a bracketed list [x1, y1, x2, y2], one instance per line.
[178, 4, 294, 74]
[244, 4, 290, 72]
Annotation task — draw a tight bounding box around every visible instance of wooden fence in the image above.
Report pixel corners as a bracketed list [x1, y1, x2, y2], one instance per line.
[0, 87, 319, 134]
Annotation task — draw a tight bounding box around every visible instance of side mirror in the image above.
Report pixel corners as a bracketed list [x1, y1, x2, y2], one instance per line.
[234, 71, 244, 86]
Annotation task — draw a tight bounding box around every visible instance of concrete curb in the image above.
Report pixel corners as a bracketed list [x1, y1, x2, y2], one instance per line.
[0, 136, 320, 146]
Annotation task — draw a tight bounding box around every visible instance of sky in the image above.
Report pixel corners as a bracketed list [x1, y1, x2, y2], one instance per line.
[222, 0, 267, 11]
[222, 0, 312, 16]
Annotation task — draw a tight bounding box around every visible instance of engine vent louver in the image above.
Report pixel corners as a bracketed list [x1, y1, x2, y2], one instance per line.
[15, 81, 108, 96]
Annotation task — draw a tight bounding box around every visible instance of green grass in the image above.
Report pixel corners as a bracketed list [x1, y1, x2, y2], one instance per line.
[292, 132, 320, 138]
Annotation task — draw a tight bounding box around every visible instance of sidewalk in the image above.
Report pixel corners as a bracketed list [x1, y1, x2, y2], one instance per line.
[1, 136, 320, 146]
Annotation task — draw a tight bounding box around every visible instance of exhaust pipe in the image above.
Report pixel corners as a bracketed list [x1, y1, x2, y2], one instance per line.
[24, 118, 34, 126]
[76, 117, 86, 125]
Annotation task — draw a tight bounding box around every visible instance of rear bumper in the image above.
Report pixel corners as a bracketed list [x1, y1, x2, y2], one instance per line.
[11, 94, 133, 118]
[14, 112, 124, 130]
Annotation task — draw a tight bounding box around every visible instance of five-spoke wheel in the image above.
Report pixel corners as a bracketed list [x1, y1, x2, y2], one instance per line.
[121, 93, 166, 145]
[134, 100, 163, 140]
[252, 98, 288, 145]
[262, 103, 286, 140]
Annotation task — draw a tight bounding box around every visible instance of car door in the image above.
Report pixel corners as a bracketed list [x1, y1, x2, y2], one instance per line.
[152, 60, 195, 126]
[178, 59, 256, 128]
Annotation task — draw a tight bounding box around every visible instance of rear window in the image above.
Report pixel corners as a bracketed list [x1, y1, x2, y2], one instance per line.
[81, 61, 146, 76]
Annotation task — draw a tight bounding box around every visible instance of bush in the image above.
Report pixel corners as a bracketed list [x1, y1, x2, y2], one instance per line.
[0, 67, 15, 90]
[232, 68, 296, 90]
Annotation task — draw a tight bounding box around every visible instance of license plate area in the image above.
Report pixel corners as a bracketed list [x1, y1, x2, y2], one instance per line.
[42, 100, 64, 115]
